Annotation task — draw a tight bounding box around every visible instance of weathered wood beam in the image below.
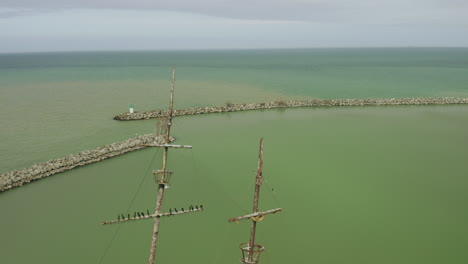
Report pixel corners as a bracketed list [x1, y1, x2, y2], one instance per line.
[144, 144, 192, 149]
[228, 208, 282, 223]
[101, 208, 204, 225]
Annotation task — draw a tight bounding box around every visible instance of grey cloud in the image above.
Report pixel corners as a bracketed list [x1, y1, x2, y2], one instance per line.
[0, 8, 41, 18]
[0, 1, 344, 21]
[2, 0, 468, 24]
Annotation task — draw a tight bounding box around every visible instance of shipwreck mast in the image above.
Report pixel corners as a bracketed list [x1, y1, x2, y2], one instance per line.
[228, 138, 282, 264]
[146, 64, 179, 264]
[101, 65, 203, 264]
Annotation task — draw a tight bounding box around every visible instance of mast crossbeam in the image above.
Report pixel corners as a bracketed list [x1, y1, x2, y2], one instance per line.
[144, 144, 192, 149]
[228, 208, 282, 223]
[102, 208, 204, 225]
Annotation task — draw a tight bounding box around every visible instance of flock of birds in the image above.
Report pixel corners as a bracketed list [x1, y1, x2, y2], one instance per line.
[117, 205, 204, 221]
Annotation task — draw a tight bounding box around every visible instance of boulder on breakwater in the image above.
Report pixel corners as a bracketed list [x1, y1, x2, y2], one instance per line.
[0, 134, 174, 192]
[113, 97, 468, 121]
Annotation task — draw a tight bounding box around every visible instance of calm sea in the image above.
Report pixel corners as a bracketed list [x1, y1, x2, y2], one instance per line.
[1, 48, 468, 264]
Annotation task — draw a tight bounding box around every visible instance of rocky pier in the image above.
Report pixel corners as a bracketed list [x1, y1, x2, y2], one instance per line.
[0, 134, 174, 192]
[113, 97, 468, 121]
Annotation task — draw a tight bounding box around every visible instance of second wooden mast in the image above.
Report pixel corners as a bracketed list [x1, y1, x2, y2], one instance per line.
[228, 138, 282, 264]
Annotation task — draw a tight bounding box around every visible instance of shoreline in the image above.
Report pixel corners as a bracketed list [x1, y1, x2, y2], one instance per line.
[113, 97, 468, 121]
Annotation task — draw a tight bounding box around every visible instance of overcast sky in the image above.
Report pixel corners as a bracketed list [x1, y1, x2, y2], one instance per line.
[1, 0, 468, 53]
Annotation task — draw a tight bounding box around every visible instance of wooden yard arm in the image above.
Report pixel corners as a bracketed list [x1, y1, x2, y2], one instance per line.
[102, 207, 204, 225]
[143, 144, 192, 149]
[228, 208, 282, 223]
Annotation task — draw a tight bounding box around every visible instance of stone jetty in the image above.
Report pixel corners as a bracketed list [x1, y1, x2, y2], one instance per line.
[0, 134, 173, 192]
[113, 97, 468, 121]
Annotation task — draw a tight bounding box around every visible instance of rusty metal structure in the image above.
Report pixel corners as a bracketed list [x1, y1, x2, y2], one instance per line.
[101, 65, 204, 264]
[228, 138, 282, 264]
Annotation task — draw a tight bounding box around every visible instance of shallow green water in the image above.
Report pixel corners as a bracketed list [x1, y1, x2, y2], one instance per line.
[1, 49, 468, 264]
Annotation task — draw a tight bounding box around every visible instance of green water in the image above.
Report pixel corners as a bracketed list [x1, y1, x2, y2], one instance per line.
[1, 49, 468, 264]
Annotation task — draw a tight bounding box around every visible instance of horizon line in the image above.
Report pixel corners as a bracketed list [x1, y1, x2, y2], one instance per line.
[2, 46, 468, 55]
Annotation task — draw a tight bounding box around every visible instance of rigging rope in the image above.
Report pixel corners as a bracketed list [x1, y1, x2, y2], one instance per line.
[262, 175, 281, 208]
[192, 150, 250, 215]
[127, 147, 160, 211]
[96, 224, 122, 264]
[97, 146, 161, 264]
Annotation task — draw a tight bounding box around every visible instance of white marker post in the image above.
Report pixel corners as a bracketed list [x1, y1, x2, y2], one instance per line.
[129, 104, 134, 113]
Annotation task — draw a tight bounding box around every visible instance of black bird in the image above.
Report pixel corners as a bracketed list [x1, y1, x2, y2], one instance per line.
[195, 205, 199, 210]
[182, 208, 185, 212]
[127, 213, 130, 219]
[200, 205, 204, 210]
[147, 209, 150, 216]
[121, 214, 125, 219]
[174, 208, 178, 213]
[169, 208, 172, 215]
[141, 212, 145, 217]
[137, 212, 141, 217]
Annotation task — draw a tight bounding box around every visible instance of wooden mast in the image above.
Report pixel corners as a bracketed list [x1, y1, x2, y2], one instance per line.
[228, 138, 282, 264]
[100, 65, 203, 264]
[147, 65, 176, 264]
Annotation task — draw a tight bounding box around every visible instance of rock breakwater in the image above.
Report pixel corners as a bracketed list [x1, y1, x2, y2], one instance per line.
[0, 134, 173, 192]
[114, 97, 468, 121]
